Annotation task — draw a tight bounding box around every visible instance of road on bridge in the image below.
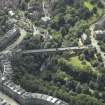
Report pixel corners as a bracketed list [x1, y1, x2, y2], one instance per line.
[20, 46, 90, 54]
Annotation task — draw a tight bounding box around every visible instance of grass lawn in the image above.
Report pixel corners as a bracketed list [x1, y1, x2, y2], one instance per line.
[69, 56, 93, 71]
[84, 1, 93, 11]
[69, 56, 101, 75]
[97, 8, 103, 16]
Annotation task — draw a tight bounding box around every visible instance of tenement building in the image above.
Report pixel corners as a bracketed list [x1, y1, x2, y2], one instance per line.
[0, 54, 69, 105]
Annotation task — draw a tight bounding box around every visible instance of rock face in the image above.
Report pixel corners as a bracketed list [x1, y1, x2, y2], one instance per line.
[0, 0, 19, 9]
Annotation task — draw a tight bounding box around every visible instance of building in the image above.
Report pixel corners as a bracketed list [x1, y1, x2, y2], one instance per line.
[0, 28, 20, 51]
[41, 16, 51, 22]
[0, 79, 69, 105]
[78, 39, 83, 47]
[0, 54, 69, 105]
[28, 1, 43, 20]
[8, 10, 15, 16]
[94, 30, 105, 40]
[94, 18, 105, 30]
[0, 0, 19, 9]
[81, 33, 87, 43]
[1, 59, 13, 80]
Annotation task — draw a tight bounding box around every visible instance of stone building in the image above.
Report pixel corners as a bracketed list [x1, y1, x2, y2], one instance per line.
[0, 0, 19, 9]
[0, 54, 69, 105]
[0, 79, 69, 105]
[28, 0, 43, 20]
[94, 30, 105, 40]
[94, 18, 105, 30]
[0, 28, 20, 50]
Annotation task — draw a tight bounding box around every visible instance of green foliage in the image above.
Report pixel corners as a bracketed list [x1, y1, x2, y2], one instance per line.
[10, 0, 105, 104]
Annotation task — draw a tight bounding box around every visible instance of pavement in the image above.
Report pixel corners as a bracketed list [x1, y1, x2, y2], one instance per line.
[0, 91, 19, 105]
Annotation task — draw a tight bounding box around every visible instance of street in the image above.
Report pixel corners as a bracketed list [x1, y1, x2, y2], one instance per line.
[0, 91, 19, 105]
[90, 25, 105, 67]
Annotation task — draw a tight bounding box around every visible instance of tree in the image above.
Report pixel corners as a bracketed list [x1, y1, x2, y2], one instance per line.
[25, 0, 30, 3]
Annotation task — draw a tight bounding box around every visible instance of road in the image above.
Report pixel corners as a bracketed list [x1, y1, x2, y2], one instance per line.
[0, 91, 19, 105]
[90, 24, 105, 67]
[89, 0, 105, 67]
[21, 46, 90, 54]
